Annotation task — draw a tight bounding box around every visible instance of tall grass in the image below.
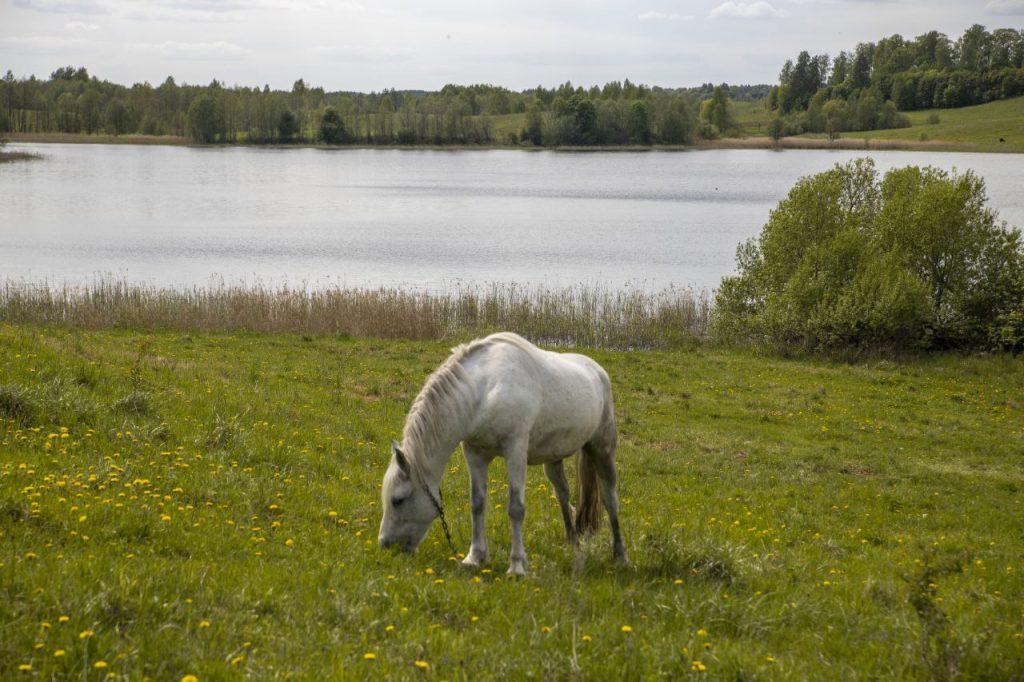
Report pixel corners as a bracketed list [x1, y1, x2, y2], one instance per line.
[0, 280, 711, 348]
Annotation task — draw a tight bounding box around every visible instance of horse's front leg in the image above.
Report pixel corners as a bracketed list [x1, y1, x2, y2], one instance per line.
[504, 436, 529, 576]
[461, 444, 490, 568]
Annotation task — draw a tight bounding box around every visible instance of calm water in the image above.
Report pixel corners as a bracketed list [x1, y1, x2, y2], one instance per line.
[3, 143, 1023, 291]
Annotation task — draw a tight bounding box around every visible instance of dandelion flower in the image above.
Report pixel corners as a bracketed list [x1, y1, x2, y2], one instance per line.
[18, 664, 32, 672]
[230, 656, 244, 665]
[54, 650, 66, 657]
[581, 635, 592, 643]
[414, 660, 429, 669]
[94, 661, 108, 669]
[79, 629, 94, 639]
[696, 628, 708, 637]
[181, 675, 199, 682]
[621, 625, 633, 633]
[285, 539, 294, 547]
[58, 616, 70, 623]
[363, 652, 377, 660]
[198, 620, 211, 628]
[692, 660, 706, 671]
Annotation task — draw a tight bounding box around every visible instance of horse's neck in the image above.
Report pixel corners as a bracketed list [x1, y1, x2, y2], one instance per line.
[406, 384, 476, 490]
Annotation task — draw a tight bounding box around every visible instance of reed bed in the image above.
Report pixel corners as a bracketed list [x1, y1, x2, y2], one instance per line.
[0, 280, 711, 349]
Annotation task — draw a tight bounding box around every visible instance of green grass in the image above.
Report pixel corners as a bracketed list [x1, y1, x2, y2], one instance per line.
[1, 324, 1023, 679]
[834, 96, 1024, 152]
[732, 100, 772, 137]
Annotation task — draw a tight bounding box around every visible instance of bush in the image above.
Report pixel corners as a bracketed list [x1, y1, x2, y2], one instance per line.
[926, 113, 941, 125]
[714, 159, 1024, 351]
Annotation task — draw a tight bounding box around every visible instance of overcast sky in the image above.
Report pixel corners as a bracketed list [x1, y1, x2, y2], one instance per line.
[2, 0, 1023, 92]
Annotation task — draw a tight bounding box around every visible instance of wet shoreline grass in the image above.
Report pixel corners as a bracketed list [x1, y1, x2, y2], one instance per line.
[0, 280, 711, 350]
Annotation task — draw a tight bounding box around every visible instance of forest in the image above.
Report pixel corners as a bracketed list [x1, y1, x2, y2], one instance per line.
[3, 24, 1023, 146]
[0, 70, 739, 147]
[770, 24, 1024, 137]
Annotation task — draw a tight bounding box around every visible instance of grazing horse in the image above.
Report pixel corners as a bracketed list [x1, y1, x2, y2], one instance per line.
[378, 332, 625, 575]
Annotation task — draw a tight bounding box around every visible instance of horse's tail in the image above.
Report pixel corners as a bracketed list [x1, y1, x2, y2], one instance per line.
[576, 449, 602, 536]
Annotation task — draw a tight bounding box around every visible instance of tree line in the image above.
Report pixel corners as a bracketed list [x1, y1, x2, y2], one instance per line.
[769, 24, 1024, 137]
[0, 68, 753, 147]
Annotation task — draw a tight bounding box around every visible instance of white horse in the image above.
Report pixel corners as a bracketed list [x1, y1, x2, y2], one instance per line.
[378, 332, 625, 575]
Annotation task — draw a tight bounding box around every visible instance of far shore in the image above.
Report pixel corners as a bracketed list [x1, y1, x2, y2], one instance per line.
[6, 130, 1006, 154]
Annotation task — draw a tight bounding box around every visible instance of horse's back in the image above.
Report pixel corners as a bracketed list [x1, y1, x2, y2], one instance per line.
[463, 333, 611, 461]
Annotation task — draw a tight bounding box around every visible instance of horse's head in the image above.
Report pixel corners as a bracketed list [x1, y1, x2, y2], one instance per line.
[378, 441, 437, 552]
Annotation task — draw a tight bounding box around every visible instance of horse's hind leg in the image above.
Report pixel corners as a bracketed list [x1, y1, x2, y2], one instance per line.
[584, 438, 627, 564]
[544, 459, 577, 546]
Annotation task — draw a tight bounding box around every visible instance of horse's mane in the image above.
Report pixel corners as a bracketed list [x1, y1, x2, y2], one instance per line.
[401, 333, 531, 472]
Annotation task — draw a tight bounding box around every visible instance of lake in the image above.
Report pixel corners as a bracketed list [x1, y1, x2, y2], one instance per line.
[3, 143, 1023, 292]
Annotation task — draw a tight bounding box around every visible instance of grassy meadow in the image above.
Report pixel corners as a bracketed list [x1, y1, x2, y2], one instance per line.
[2, 323, 1023, 679]
[835, 96, 1024, 152]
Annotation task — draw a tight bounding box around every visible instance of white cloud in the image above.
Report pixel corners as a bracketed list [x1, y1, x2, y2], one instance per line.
[310, 44, 413, 60]
[637, 10, 693, 22]
[708, 1, 785, 19]
[0, 35, 92, 53]
[129, 40, 250, 59]
[986, 0, 1024, 15]
[65, 20, 100, 30]
[12, 0, 111, 13]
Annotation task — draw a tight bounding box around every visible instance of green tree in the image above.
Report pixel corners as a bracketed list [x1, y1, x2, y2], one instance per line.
[277, 109, 299, 141]
[104, 99, 131, 135]
[701, 85, 735, 135]
[186, 95, 221, 143]
[524, 99, 543, 145]
[78, 89, 102, 134]
[318, 107, 349, 144]
[715, 159, 1024, 350]
[628, 100, 651, 144]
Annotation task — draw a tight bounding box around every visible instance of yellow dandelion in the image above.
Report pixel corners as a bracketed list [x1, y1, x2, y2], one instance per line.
[58, 616, 69, 623]
[674, 579, 683, 585]
[18, 664, 32, 672]
[54, 650, 66, 657]
[581, 635, 592, 643]
[385, 624, 395, 632]
[363, 652, 377, 660]
[696, 628, 708, 637]
[285, 538, 294, 547]
[541, 626, 552, 633]
[621, 625, 633, 633]
[198, 620, 211, 628]
[79, 629, 95, 639]
[230, 656, 244, 665]
[765, 655, 776, 663]
[94, 661, 108, 669]
[414, 660, 429, 669]
[692, 660, 706, 672]
[181, 675, 199, 682]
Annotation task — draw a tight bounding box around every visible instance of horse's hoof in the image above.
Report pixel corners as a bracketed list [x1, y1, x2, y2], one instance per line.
[506, 560, 527, 577]
[614, 552, 629, 567]
[461, 552, 488, 568]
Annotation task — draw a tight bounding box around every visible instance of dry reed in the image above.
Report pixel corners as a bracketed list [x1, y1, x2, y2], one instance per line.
[0, 280, 711, 349]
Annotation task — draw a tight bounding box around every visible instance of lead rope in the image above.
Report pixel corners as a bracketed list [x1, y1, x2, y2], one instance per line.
[423, 484, 458, 557]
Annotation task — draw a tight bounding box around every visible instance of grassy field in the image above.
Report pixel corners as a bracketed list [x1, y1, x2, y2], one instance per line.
[1, 324, 1022, 679]
[836, 96, 1024, 152]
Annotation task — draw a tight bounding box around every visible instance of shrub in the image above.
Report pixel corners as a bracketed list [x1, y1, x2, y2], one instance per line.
[714, 159, 1024, 351]
[926, 113, 941, 125]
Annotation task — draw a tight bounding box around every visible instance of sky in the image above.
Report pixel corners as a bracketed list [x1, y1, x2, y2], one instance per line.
[1, 0, 1023, 92]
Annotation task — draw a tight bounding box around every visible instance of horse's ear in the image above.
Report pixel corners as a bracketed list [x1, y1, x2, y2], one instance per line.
[391, 440, 410, 475]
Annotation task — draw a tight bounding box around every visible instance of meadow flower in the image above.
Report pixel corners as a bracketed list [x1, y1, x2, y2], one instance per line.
[199, 620, 211, 628]
[18, 664, 32, 671]
[79, 629, 94, 639]
[621, 625, 633, 633]
[94, 661, 108, 669]
[231, 656, 244, 665]
[692, 660, 706, 672]
[58, 616, 69, 623]
[182, 675, 199, 682]
[54, 650, 66, 657]
[414, 660, 429, 669]
[363, 652, 377, 660]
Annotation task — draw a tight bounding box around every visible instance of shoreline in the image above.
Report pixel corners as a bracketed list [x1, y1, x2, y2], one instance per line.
[7, 131, 1010, 154]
